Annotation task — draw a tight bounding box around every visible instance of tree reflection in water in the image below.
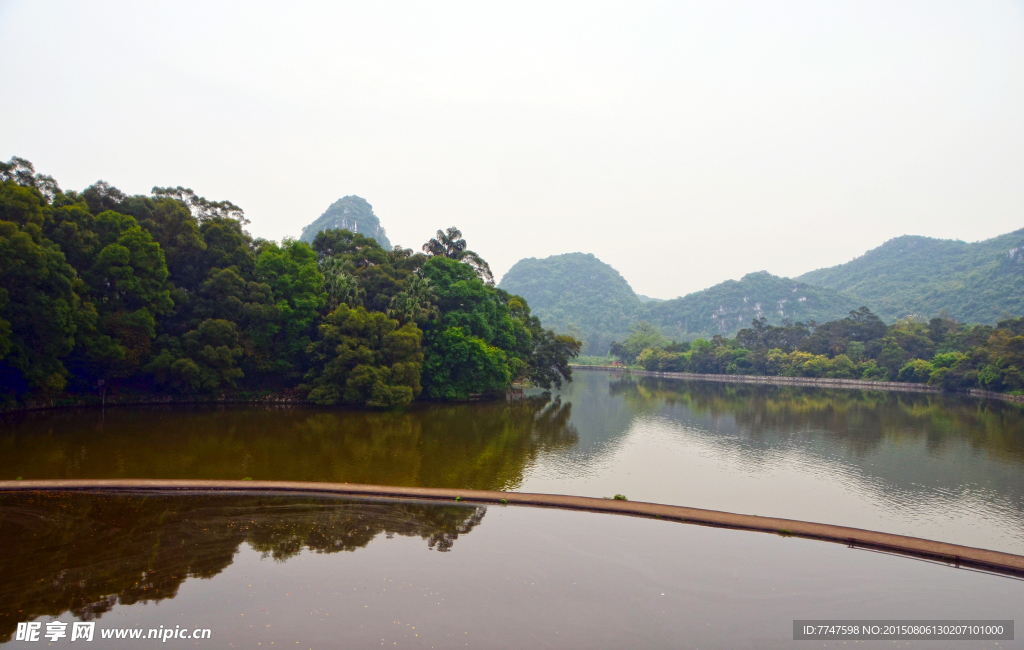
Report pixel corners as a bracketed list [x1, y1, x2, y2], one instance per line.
[0, 492, 486, 643]
[608, 376, 1024, 461]
[0, 394, 578, 489]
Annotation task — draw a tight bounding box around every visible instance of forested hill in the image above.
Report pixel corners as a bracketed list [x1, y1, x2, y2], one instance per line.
[797, 229, 1024, 324]
[498, 253, 643, 354]
[300, 196, 392, 250]
[502, 226, 1024, 354]
[499, 254, 860, 353]
[646, 272, 861, 340]
[0, 158, 579, 409]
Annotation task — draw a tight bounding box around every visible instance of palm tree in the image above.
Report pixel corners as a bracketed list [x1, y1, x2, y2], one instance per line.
[322, 258, 365, 309]
[388, 275, 440, 324]
[422, 227, 494, 284]
[422, 227, 466, 258]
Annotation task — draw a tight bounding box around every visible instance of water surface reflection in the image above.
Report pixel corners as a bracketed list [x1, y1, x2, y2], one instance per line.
[2, 373, 1023, 552]
[1, 492, 1021, 649]
[0, 492, 484, 642]
[520, 372, 1024, 553]
[0, 396, 575, 489]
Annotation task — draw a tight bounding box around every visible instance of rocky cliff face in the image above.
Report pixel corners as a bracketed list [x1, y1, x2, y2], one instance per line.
[300, 195, 392, 250]
[645, 271, 861, 340]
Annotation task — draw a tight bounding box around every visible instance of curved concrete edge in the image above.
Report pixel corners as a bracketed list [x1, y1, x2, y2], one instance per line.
[2, 479, 1023, 578]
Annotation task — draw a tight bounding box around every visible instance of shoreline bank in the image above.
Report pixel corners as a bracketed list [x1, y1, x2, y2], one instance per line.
[571, 365, 1024, 404]
[0, 392, 313, 415]
[5, 368, 1022, 414]
[1, 388, 526, 415]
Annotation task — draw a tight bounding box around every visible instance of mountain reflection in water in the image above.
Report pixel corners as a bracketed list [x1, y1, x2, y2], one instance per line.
[0, 492, 485, 643]
[607, 376, 1024, 462]
[519, 372, 1024, 553]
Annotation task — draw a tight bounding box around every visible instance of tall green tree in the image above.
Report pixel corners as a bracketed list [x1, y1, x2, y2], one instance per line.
[421, 326, 510, 400]
[502, 292, 579, 389]
[0, 218, 80, 399]
[70, 210, 174, 379]
[387, 275, 439, 325]
[306, 304, 423, 408]
[0, 157, 60, 202]
[253, 239, 325, 380]
[145, 318, 244, 394]
[312, 229, 413, 313]
[199, 216, 256, 277]
[422, 227, 494, 284]
[115, 195, 207, 291]
[610, 321, 668, 364]
[321, 258, 365, 310]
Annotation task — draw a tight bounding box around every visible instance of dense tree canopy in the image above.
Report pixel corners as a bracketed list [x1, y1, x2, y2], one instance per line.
[0, 158, 579, 408]
[422, 227, 494, 285]
[616, 307, 1024, 395]
[305, 304, 423, 407]
[0, 218, 79, 396]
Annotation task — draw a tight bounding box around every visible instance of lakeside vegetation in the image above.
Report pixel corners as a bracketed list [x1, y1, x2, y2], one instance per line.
[0, 158, 580, 409]
[600, 308, 1024, 395]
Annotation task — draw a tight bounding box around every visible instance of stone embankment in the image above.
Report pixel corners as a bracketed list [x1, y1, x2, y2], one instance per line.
[572, 365, 1024, 404]
[2, 479, 1022, 578]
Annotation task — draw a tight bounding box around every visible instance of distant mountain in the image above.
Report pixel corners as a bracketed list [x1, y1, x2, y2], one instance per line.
[300, 196, 392, 250]
[646, 271, 861, 340]
[499, 254, 860, 353]
[797, 229, 1024, 323]
[498, 253, 643, 354]
[499, 227, 1024, 354]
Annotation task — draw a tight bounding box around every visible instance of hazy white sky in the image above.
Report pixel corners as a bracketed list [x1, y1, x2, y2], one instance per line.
[2, 1, 1022, 298]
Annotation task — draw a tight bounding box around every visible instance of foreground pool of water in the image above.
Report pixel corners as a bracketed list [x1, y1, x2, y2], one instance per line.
[1, 492, 1020, 649]
[2, 371, 1023, 552]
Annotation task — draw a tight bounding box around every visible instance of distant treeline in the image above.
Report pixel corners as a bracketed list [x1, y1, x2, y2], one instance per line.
[607, 308, 1024, 394]
[0, 158, 579, 408]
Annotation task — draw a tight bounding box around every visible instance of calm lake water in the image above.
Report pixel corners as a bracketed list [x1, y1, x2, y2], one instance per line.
[1, 492, 1021, 649]
[2, 370, 1023, 552]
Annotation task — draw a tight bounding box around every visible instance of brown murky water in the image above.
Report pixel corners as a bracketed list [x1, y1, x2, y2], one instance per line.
[2, 371, 1023, 552]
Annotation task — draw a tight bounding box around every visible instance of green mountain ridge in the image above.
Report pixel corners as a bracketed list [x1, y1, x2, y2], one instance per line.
[796, 229, 1024, 324]
[647, 271, 861, 341]
[500, 226, 1024, 355]
[498, 253, 643, 354]
[300, 196, 392, 250]
[499, 256, 860, 354]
